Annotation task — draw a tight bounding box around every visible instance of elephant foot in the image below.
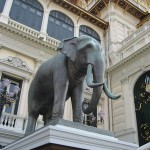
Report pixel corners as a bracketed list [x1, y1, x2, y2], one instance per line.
[73, 116, 83, 123]
[52, 113, 63, 120]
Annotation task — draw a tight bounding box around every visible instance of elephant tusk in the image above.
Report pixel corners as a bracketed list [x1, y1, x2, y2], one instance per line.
[86, 64, 104, 88]
[103, 82, 121, 99]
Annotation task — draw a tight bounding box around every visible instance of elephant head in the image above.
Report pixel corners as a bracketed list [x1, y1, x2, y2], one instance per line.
[58, 35, 120, 114]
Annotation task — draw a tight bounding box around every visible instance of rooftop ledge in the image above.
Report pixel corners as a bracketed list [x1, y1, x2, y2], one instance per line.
[89, 0, 149, 20]
[52, 0, 109, 30]
[0, 19, 60, 51]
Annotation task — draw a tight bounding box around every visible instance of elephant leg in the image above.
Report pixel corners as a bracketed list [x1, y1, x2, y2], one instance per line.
[25, 113, 38, 135]
[43, 113, 52, 126]
[71, 81, 84, 123]
[52, 81, 69, 120]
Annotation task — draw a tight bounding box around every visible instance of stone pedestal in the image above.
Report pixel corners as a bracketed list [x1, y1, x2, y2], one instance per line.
[3, 119, 138, 150]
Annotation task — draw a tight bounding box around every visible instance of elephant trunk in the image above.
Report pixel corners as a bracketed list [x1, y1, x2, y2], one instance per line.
[83, 60, 104, 114]
[86, 64, 104, 88]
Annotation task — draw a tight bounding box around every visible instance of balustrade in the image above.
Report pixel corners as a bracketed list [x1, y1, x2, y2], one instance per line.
[120, 21, 150, 48]
[117, 21, 150, 61]
[0, 113, 19, 128]
[0, 113, 43, 133]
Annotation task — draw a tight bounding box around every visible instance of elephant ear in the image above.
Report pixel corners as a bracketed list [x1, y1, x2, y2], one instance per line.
[57, 37, 77, 62]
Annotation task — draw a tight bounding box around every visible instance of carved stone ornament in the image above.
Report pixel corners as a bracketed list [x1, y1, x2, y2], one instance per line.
[0, 56, 31, 72]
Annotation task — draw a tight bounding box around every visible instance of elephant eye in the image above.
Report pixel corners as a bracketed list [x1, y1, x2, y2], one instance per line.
[86, 44, 92, 48]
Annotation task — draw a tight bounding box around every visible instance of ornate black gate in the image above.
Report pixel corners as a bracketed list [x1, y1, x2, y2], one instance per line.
[134, 71, 150, 146]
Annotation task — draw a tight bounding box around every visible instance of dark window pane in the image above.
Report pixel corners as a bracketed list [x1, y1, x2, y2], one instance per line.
[0, 0, 6, 13]
[47, 11, 74, 41]
[79, 25, 101, 43]
[9, 0, 43, 31]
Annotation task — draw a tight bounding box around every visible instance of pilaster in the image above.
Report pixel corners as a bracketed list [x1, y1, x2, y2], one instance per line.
[74, 25, 79, 37]
[0, 70, 2, 80]
[17, 78, 30, 116]
[121, 77, 135, 130]
[39, 10, 49, 40]
[0, 0, 13, 24]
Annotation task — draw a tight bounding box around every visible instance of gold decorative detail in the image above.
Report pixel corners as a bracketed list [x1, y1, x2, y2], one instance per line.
[141, 123, 150, 142]
[145, 76, 150, 93]
[136, 102, 142, 111]
[136, 0, 150, 12]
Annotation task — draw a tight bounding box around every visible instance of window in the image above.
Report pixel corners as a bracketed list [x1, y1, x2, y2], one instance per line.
[9, 0, 43, 31]
[47, 11, 74, 41]
[0, 0, 6, 13]
[1, 74, 22, 115]
[79, 25, 101, 43]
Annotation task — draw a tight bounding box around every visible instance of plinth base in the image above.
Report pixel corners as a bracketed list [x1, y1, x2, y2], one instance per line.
[3, 119, 138, 150]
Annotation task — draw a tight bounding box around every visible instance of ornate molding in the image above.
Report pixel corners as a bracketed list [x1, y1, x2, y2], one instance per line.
[0, 56, 32, 73]
[108, 42, 150, 72]
[0, 21, 58, 53]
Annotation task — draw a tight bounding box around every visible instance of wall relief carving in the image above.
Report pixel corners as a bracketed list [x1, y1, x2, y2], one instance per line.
[0, 56, 32, 72]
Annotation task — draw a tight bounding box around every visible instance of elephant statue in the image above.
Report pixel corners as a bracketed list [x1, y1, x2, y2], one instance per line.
[25, 35, 120, 135]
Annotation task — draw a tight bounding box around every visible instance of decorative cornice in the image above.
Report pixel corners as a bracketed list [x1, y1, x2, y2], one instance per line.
[137, 13, 150, 28]
[108, 42, 150, 72]
[0, 22, 58, 62]
[51, 0, 109, 30]
[89, 0, 149, 20]
[0, 21, 58, 51]
[0, 57, 33, 74]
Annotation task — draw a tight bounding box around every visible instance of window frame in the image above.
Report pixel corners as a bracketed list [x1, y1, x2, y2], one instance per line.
[9, 0, 44, 31]
[47, 11, 74, 41]
[79, 25, 101, 43]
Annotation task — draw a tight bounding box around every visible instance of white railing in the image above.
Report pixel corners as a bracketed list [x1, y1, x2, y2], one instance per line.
[116, 20, 150, 62]
[0, 113, 17, 128]
[0, 113, 44, 133]
[0, 113, 26, 131]
[46, 36, 60, 47]
[7, 19, 60, 49]
[8, 19, 39, 38]
[119, 21, 150, 48]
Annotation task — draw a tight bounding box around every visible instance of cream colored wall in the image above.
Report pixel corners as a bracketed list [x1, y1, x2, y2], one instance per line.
[108, 46, 150, 144]
[0, 48, 35, 71]
[102, 3, 140, 66]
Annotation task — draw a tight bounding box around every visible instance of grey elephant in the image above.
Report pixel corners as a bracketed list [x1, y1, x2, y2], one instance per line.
[25, 35, 120, 135]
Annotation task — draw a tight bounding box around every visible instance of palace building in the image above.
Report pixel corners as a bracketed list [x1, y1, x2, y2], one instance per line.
[0, 0, 149, 148]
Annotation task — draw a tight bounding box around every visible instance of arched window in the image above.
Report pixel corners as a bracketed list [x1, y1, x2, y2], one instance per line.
[47, 11, 74, 41]
[79, 25, 101, 43]
[1, 74, 22, 115]
[0, 0, 6, 13]
[9, 0, 43, 31]
[134, 71, 150, 146]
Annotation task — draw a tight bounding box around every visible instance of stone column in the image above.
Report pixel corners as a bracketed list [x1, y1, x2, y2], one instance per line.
[0, 0, 14, 24]
[17, 78, 30, 116]
[0, 70, 2, 80]
[74, 25, 79, 37]
[63, 98, 72, 121]
[103, 97, 109, 130]
[39, 10, 49, 41]
[121, 77, 136, 143]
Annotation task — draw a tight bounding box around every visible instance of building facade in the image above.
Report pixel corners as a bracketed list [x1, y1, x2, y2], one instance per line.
[0, 0, 149, 148]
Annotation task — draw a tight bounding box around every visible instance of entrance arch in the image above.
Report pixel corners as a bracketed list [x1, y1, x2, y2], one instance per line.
[134, 71, 150, 146]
